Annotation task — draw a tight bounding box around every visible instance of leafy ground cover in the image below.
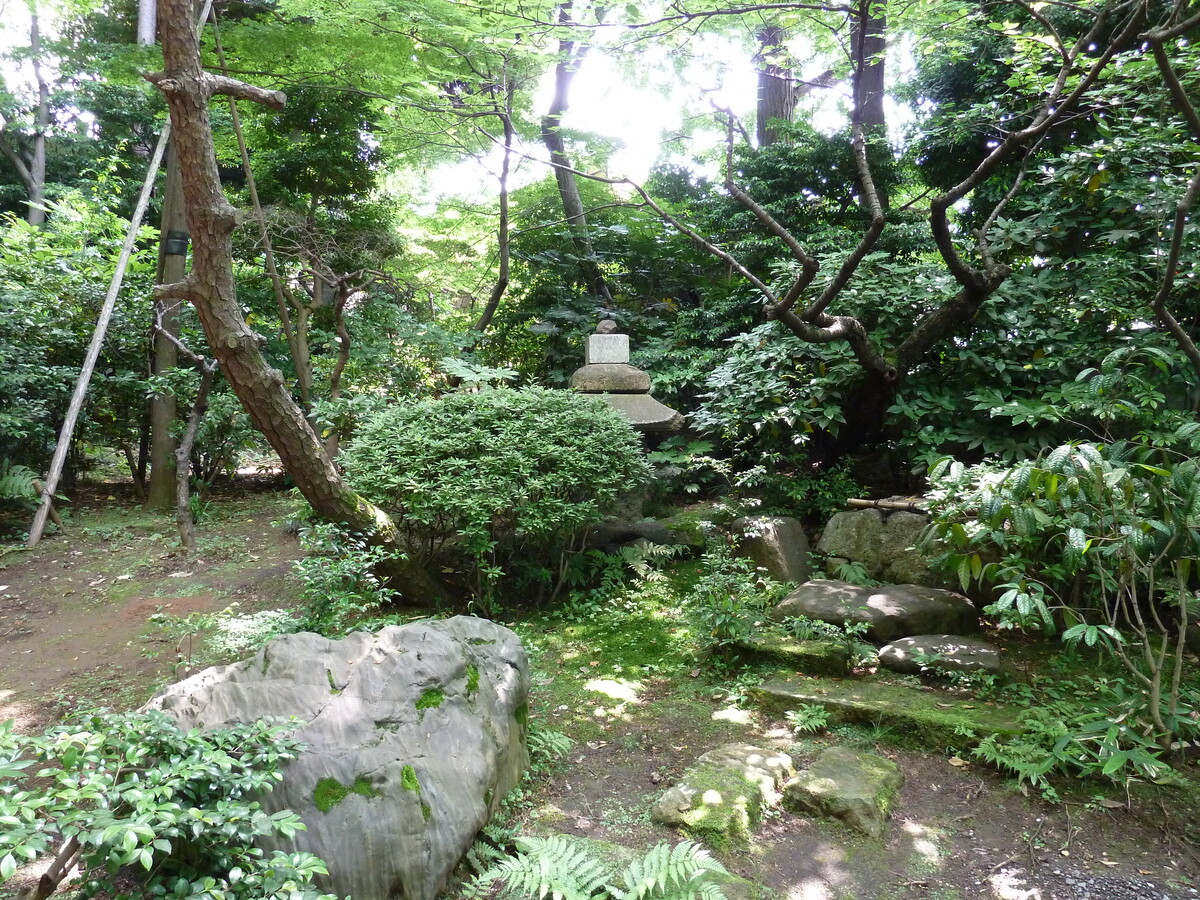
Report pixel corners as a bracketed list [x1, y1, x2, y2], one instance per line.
[1, 488, 1199, 900]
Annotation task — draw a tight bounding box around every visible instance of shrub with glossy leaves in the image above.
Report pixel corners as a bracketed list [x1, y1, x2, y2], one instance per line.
[340, 387, 649, 605]
[0, 711, 333, 900]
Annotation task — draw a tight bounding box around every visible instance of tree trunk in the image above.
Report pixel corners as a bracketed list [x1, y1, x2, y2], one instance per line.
[28, 11, 48, 227]
[540, 2, 614, 307]
[850, 0, 887, 132]
[473, 89, 514, 334]
[146, 140, 186, 509]
[175, 358, 217, 552]
[149, 0, 419, 576]
[756, 25, 795, 147]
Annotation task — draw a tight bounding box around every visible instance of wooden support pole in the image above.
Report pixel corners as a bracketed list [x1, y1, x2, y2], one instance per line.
[27, 127, 171, 548]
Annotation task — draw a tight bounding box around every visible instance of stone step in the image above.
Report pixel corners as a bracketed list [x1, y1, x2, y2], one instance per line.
[729, 635, 850, 677]
[751, 676, 1023, 748]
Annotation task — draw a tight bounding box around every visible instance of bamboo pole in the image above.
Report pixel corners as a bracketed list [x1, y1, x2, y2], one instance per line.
[27, 127, 171, 548]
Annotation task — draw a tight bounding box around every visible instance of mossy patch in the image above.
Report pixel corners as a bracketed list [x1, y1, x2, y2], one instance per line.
[312, 775, 381, 813]
[657, 764, 762, 850]
[731, 635, 850, 676]
[466, 663, 480, 695]
[401, 764, 421, 793]
[514, 702, 529, 728]
[417, 687, 444, 710]
[326, 668, 340, 694]
[752, 676, 1023, 749]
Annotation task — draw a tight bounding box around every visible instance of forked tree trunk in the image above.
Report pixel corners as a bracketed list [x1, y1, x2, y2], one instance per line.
[148, 0, 411, 562]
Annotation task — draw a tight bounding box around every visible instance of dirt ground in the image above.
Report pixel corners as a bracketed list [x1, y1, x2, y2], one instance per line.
[521, 677, 1200, 899]
[0, 485, 304, 731]
[2, 487, 1200, 900]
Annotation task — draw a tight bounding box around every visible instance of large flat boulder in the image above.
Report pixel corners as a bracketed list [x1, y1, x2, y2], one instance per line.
[145, 617, 529, 900]
[783, 747, 903, 838]
[751, 675, 1022, 748]
[650, 744, 793, 849]
[772, 579, 978, 643]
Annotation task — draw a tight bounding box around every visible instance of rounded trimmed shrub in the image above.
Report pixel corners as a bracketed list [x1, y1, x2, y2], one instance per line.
[340, 387, 649, 603]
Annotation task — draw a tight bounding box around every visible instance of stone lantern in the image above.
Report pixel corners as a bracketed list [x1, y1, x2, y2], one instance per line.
[569, 320, 683, 435]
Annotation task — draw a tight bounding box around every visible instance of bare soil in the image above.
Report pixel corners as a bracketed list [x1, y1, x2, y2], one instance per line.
[0, 485, 304, 731]
[2, 488, 1199, 900]
[519, 677, 1200, 899]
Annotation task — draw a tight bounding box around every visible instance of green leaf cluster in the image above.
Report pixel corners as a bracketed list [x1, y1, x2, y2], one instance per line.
[340, 387, 649, 606]
[0, 711, 335, 900]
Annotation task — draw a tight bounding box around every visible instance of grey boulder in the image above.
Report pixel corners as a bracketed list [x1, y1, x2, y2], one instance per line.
[772, 579, 978, 643]
[732, 516, 811, 584]
[783, 747, 903, 838]
[145, 616, 529, 900]
[877, 635, 1002, 676]
[818, 509, 943, 587]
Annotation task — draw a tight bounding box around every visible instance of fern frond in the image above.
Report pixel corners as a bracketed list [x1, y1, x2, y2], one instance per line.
[482, 835, 607, 900]
[610, 841, 728, 900]
[0, 459, 38, 505]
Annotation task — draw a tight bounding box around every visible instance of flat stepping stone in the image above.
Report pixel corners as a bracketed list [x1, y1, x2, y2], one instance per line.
[772, 579, 978, 643]
[751, 676, 1022, 747]
[783, 747, 903, 838]
[650, 743, 793, 849]
[730, 635, 850, 676]
[878, 635, 1002, 676]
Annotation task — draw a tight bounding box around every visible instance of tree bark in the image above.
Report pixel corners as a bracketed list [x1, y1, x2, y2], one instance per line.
[756, 25, 795, 147]
[541, 1, 614, 307]
[28, 11, 48, 227]
[146, 140, 186, 509]
[850, 0, 886, 133]
[473, 86, 515, 334]
[148, 0, 409, 564]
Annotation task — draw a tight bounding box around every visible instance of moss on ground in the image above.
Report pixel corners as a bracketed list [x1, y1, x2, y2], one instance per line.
[730, 635, 851, 676]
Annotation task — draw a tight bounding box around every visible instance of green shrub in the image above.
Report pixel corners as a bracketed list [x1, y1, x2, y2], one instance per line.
[0, 711, 333, 900]
[340, 387, 649, 607]
[293, 519, 396, 633]
[924, 435, 1200, 753]
[687, 543, 788, 651]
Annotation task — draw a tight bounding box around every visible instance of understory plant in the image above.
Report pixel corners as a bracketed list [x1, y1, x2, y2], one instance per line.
[467, 836, 729, 900]
[292, 519, 397, 633]
[925, 435, 1200, 753]
[340, 387, 649, 609]
[687, 543, 789, 651]
[0, 711, 333, 900]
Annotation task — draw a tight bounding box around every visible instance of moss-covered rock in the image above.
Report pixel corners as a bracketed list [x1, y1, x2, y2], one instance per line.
[650, 743, 793, 850]
[783, 747, 903, 837]
[751, 676, 1022, 748]
[730, 635, 850, 676]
